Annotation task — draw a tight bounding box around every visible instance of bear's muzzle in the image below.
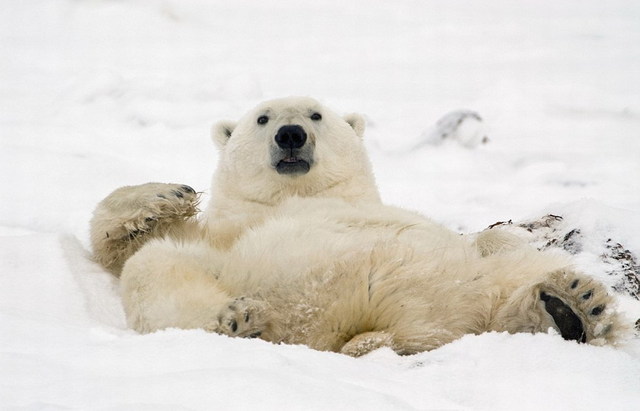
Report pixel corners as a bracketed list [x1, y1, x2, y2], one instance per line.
[271, 125, 314, 175]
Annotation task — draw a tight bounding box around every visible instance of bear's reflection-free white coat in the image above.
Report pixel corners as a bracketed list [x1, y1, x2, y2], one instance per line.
[90, 97, 624, 356]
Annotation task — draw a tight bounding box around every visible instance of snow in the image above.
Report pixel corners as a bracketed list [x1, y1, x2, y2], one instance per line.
[1, 0, 640, 409]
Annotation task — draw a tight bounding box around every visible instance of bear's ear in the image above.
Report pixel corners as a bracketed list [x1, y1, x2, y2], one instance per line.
[211, 120, 237, 148]
[343, 113, 366, 139]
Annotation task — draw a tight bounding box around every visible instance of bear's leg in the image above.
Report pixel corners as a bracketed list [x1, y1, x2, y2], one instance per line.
[90, 183, 200, 276]
[339, 331, 395, 357]
[340, 329, 460, 357]
[473, 228, 525, 257]
[492, 270, 624, 344]
[120, 238, 270, 337]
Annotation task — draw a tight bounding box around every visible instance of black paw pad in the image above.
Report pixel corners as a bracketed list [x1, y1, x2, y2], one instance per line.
[540, 292, 586, 343]
[230, 320, 238, 333]
[570, 279, 579, 289]
[591, 305, 605, 316]
[582, 290, 593, 300]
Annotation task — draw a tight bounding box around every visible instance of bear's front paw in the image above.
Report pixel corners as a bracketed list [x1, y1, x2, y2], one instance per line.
[122, 183, 200, 239]
[140, 183, 199, 223]
[539, 271, 620, 344]
[91, 182, 202, 275]
[217, 297, 268, 339]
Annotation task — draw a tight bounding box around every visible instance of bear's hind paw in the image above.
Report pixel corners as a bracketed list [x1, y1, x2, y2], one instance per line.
[539, 271, 620, 344]
[216, 297, 268, 339]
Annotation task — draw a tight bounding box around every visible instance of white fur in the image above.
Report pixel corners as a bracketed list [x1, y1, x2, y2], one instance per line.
[92, 97, 624, 356]
[205, 96, 380, 249]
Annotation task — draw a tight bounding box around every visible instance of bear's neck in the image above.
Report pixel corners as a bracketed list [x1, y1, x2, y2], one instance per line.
[204, 173, 380, 250]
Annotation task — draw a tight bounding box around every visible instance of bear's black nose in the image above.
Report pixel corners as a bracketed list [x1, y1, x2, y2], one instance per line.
[275, 125, 307, 149]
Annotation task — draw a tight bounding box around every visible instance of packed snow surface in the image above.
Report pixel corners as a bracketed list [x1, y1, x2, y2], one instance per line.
[1, 0, 639, 409]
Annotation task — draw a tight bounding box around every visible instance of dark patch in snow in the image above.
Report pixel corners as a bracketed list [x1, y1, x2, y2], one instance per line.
[487, 219, 512, 229]
[487, 214, 639, 300]
[515, 214, 583, 254]
[416, 110, 487, 149]
[561, 229, 583, 254]
[434, 110, 483, 140]
[518, 214, 563, 233]
[602, 239, 640, 300]
[543, 228, 583, 254]
[558, 180, 592, 188]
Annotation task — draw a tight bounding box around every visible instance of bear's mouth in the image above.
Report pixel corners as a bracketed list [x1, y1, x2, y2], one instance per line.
[271, 143, 314, 176]
[276, 157, 310, 175]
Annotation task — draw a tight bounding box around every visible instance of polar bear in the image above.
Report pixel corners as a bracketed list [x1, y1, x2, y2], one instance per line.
[90, 97, 625, 356]
[91, 97, 379, 274]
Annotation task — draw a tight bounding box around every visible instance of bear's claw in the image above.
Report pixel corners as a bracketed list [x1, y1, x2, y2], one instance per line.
[180, 185, 196, 194]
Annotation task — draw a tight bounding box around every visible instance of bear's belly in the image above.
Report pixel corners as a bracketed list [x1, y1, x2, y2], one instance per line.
[219, 217, 374, 291]
[216, 200, 475, 295]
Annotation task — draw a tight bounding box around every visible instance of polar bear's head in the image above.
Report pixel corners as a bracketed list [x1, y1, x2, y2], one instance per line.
[211, 96, 379, 206]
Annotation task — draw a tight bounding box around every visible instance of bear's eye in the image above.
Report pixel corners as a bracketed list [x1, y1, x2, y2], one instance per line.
[257, 115, 269, 125]
[310, 112, 322, 121]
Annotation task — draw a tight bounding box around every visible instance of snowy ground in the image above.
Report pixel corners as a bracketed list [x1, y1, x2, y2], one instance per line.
[2, 0, 640, 409]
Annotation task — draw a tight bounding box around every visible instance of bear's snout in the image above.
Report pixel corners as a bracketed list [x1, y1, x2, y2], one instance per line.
[275, 125, 307, 149]
[271, 124, 313, 176]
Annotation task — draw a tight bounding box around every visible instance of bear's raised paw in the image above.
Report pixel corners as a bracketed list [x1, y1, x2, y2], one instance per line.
[90, 182, 200, 275]
[125, 183, 199, 237]
[539, 271, 620, 344]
